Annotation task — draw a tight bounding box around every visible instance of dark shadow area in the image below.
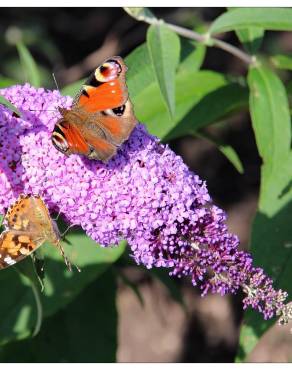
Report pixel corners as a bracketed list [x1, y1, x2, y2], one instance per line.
[179, 312, 237, 362]
[0, 268, 117, 362]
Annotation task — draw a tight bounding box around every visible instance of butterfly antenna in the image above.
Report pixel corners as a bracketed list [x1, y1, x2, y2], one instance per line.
[60, 223, 78, 238]
[52, 72, 60, 91]
[52, 207, 64, 221]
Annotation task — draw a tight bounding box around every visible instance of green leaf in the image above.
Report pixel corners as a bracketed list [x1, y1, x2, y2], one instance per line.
[0, 95, 22, 117]
[137, 70, 229, 139]
[286, 80, 292, 98]
[227, 8, 264, 54]
[0, 268, 37, 345]
[271, 54, 292, 71]
[147, 23, 180, 119]
[16, 42, 41, 87]
[218, 144, 244, 174]
[0, 225, 125, 345]
[124, 7, 157, 23]
[164, 82, 248, 141]
[0, 269, 118, 362]
[40, 226, 125, 317]
[0, 77, 17, 88]
[247, 66, 291, 171]
[125, 43, 155, 99]
[61, 79, 84, 98]
[197, 131, 244, 174]
[239, 66, 292, 359]
[125, 42, 230, 139]
[235, 27, 264, 54]
[178, 38, 206, 73]
[15, 259, 43, 338]
[210, 8, 292, 35]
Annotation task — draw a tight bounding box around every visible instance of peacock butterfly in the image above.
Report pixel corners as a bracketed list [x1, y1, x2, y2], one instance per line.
[52, 56, 137, 162]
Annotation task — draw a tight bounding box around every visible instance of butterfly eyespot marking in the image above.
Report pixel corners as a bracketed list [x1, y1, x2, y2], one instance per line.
[112, 105, 126, 116]
[95, 59, 122, 83]
[106, 59, 122, 73]
[103, 105, 126, 117]
[52, 127, 69, 153]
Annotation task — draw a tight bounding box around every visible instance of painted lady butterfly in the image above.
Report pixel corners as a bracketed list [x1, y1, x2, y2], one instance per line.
[0, 194, 71, 270]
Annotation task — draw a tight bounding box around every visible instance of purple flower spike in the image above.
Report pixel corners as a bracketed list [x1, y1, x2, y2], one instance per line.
[0, 84, 289, 322]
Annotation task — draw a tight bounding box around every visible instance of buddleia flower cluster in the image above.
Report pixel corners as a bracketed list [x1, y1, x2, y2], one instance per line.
[0, 84, 290, 322]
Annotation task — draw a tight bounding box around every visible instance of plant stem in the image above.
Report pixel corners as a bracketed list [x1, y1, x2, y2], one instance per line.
[144, 18, 254, 66]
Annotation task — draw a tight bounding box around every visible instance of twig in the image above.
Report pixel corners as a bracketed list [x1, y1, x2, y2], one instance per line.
[142, 17, 254, 66]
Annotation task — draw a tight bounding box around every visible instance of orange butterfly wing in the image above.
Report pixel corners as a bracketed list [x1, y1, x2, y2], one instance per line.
[80, 127, 117, 161]
[0, 195, 53, 269]
[78, 79, 127, 112]
[53, 118, 90, 157]
[0, 194, 71, 270]
[0, 230, 36, 269]
[89, 100, 137, 146]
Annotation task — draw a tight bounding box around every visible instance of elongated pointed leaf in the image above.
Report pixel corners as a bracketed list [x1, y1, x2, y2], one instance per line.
[0, 95, 22, 117]
[210, 8, 292, 35]
[16, 42, 41, 87]
[235, 27, 264, 54]
[0, 268, 37, 345]
[165, 82, 248, 141]
[15, 259, 43, 338]
[271, 54, 292, 71]
[136, 70, 228, 139]
[248, 66, 291, 172]
[147, 23, 180, 119]
[197, 131, 244, 174]
[178, 39, 206, 73]
[239, 66, 292, 360]
[125, 42, 229, 139]
[125, 43, 155, 99]
[227, 8, 264, 53]
[238, 154, 292, 360]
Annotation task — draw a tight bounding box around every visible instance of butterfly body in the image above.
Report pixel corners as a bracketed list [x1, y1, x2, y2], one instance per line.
[0, 195, 65, 270]
[52, 56, 137, 162]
